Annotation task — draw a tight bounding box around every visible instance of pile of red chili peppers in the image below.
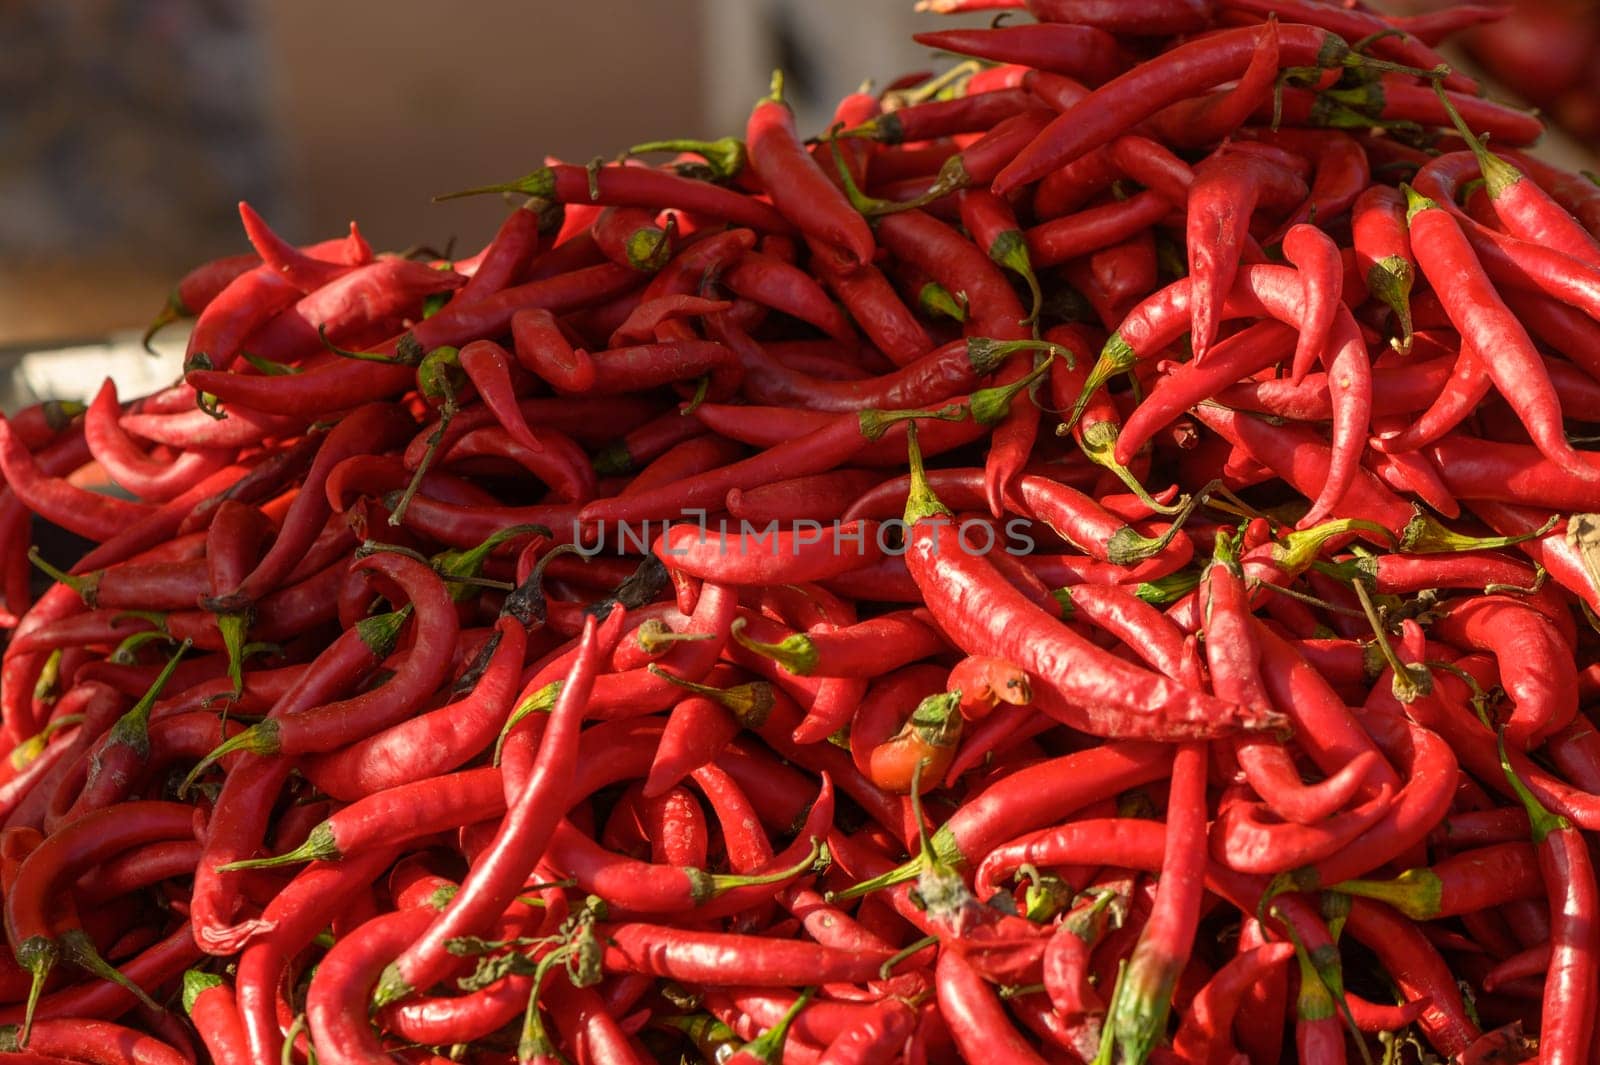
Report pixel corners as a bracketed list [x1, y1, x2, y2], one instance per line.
[7, 1, 1600, 1062]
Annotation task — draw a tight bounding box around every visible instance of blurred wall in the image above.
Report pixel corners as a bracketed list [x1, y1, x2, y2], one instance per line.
[257, 0, 708, 256]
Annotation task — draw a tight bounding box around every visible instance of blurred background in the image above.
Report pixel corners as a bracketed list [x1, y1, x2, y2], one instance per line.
[2, 1, 1596, 374]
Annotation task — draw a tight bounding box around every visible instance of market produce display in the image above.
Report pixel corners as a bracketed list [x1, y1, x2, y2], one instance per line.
[4, 0, 1600, 1061]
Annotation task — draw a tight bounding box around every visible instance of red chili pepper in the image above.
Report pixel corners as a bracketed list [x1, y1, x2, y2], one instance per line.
[440, 161, 793, 234]
[1280, 224, 1343, 384]
[1111, 740, 1207, 1061]
[307, 906, 437, 1065]
[372, 609, 622, 1007]
[1432, 594, 1577, 750]
[853, 89, 1038, 146]
[84, 380, 232, 503]
[600, 922, 894, 986]
[743, 75, 874, 265]
[1344, 899, 1482, 1057]
[236, 202, 361, 295]
[1186, 149, 1308, 360]
[4, 800, 195, 1037]
[1150, 19, 1280, 148]
[142, 252, 262, 349]
[901, 426, 1276, 740]
[0, 418, 156, 543]
[1025, 190, 1172, 270]
[1027, 0, 1212, 34]
[183, 971, 249, 1065]
[936, 947, 1049, 1065]
[1406, 186, 1594, 478]
[1116, 319, 1297, 465]
[993, 24, 1361, 195]
[913, 25, 1122, 85]
[1172, 941, 1296, 1065]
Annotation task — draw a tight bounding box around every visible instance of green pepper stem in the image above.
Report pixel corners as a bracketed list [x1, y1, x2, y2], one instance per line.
[729, 617, 818, 675]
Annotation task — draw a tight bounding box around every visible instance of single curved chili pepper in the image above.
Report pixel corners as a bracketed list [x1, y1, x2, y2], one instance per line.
[1117, 320, 1297, 466]
[1333, 839, 1543, 922]
[1436, 92, 1600, 268]
[725, 252, 856, 342]
[1171, 941, 1297, 1065]
[1431, 595, 1576, 750]
[84, 380, 232, 502]
[184, 268, 303, 369]
[73, 837, 202, 905]
[852, 90, 1038, 149]
[1186, 149, 1308, 360]
[1281, 224, 1343, 384]
[742, 75, 873, 264]
[807, 248, 932, 369]
[1213, 780, 1396, 874]
[1502, 146, 1600, 239]
[306, 906, 436, 1065]
[731, 611, 945, 679]
[372, 610, 620, 1007]
[512, 307, 597, 392]
[1150, 18, 1280, 148]
[456, 202, 544, 305]
[454, 338, 543, 450]
[223, 767, 504, 873]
